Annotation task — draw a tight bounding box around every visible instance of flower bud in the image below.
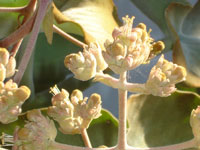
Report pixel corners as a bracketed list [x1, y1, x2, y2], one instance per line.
[13, 110, 57, 150]
[190, 106, 200, 148]
[64, 49, 97, 81]
[0, 48, 16, 80]
[145, 55, 186, 97]
[0, 64, 6, 81]
[48, 86, 102, 134]
[0, 80, 30, 124]
[6, 56, 16, 78]
[103, 16, 165, 74]
[87, 42, 108, 72]
[0, 48, 9, 65]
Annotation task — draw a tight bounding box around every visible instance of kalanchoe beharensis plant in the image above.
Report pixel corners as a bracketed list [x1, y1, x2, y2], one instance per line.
[0, 0, 200, 149]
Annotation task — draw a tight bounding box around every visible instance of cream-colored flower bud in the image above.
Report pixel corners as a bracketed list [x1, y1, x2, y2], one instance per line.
[104, 16, 164, 74]
[87, 93, 102, 119]
[13, 109, 57, 150]
[87, 42, 108, 72]
[48, 86, 102, 134]
[0, 48, 16, 80]
[0, 48, 9, 65]
[145, 55, 186, 97]
[64, 49, 97, 81]
[190, 106, 200, 148]
[6, 56, 16, 78]
[0, 64, 6, 81]
[0, 80, 30, 124]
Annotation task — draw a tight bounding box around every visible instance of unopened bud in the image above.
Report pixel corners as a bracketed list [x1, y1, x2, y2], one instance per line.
[0, 80, 30, 124]
[48, 86, 102, 134]
[145, 55, 186, 97]
[64, 50, 97, 81]
[13, 110, 57, 150]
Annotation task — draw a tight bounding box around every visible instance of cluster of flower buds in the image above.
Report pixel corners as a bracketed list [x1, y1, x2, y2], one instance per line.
[0, 48, 30, 124]
[48, 85, 102, 134]
[190, 106, 200, 148]
[13, 110, 57, 150]
[145, 55, 186, 97]
[103, 15, 165, 74]
[64, 43, 107, 81]
[0, 80, 30, 124]
[0, 48, 16, 81]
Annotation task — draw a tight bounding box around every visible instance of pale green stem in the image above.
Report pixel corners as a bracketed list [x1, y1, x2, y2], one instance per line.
[117, 71, 128, 150]
[13, 0, 51, 84]
[81, 128, 92, 148]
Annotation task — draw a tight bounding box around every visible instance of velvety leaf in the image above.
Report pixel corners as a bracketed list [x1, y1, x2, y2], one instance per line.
[0, 109, 118, 148]
[165, 2, 200, 87]
[130, 0, 189, 34]
[42, 2, 54, 44]
[127, 91, 200, 148]
[54, 0, 119, 47]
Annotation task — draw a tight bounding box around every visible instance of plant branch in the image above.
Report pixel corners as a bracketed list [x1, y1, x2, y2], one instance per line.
[10, 39, 23, 57]
[126, 139, 196, 150]
[94, 72, 146, 94]
[0, 0, 37, 48]
[0, 10, 36, 48]
[117, 71, 128, 150]
[53, 25, 87, 48]
[13, 0, 51, 84]
[0, 7, 25, 13]
[81, 128, 92, 148]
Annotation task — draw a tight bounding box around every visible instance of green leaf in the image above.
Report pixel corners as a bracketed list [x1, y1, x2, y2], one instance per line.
[127, 91, 200, 148]
[0, 0, 28, 7]
[165, 2, 200, 87]
[54, 0, 119, 47]
[0, 109, 118, 148]
[42, 2, 54, 44]
[130, 0, 189, 35]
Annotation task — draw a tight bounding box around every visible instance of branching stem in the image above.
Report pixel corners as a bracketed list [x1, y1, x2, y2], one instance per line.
[53, 25, 87, 48]
[13, 0, 51, 84]
[81, 128, 92, 148]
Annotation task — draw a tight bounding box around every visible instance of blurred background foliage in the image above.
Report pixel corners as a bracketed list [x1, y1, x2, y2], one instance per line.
[0, 0, 200, 148]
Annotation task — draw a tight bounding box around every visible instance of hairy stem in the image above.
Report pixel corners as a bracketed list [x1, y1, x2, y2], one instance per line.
[13, 0, 51, 84]
[53, 25, 87, 48]
[117, 71, 128, 150]
[81, 128, 92, 148]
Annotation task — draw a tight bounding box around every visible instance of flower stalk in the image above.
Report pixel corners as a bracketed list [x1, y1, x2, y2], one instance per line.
[81, 128, 92, 148]
[117, 71, 128, 150]
[53, 25, 87, 49]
